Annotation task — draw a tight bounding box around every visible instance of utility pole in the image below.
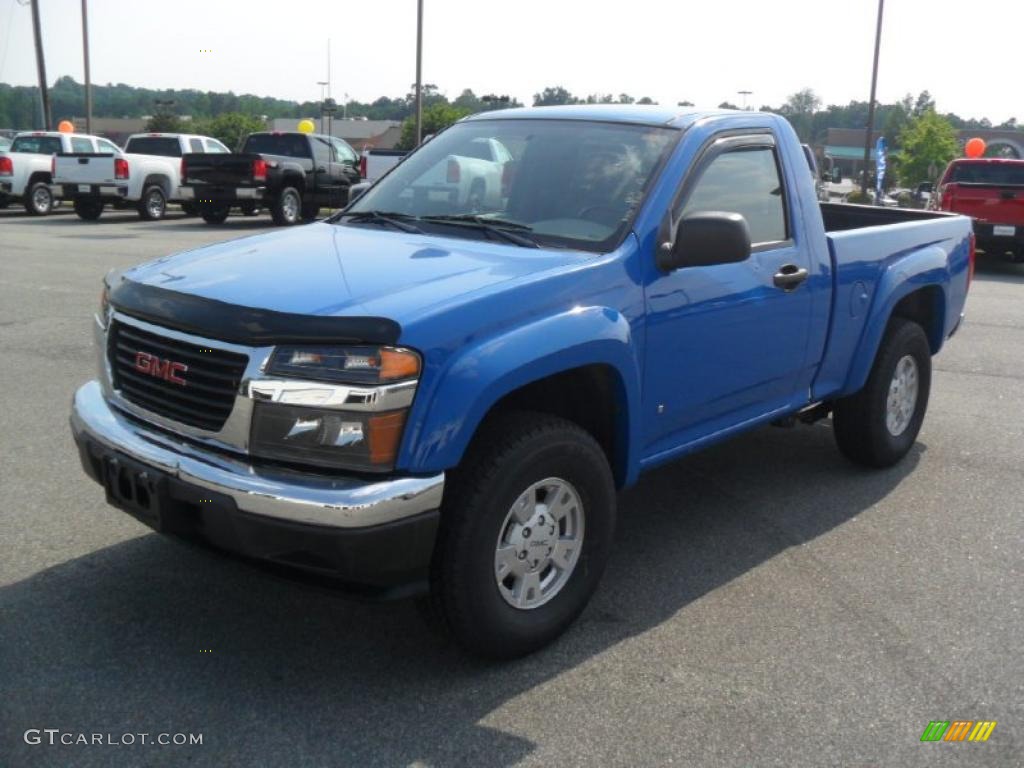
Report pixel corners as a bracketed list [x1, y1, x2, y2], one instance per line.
[81, 0, 92, 134]
[737, 90, 752, 110]
[415, 0, 423, 145]
[30, 0, 51, 130]
[861, 0, 885, 194]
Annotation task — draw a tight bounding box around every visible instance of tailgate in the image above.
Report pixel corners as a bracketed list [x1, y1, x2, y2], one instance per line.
[947, 183, 1024, 225]
[55, 154, 118, 185]
[183, 153, 255, 186]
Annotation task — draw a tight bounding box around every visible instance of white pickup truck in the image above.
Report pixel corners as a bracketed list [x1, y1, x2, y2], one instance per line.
[408, 137, 511, 210]
[54, 132, 230, 221]
[0, 131, 120, 215]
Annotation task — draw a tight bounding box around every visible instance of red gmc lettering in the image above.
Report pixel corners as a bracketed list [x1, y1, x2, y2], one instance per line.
[134, 351, 188, 385]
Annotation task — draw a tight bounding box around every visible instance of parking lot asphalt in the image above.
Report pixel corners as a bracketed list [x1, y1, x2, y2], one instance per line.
[0, 206, 1021, 767]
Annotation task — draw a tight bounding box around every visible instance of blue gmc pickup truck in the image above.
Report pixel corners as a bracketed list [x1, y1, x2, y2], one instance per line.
[70, 106, 973, 658]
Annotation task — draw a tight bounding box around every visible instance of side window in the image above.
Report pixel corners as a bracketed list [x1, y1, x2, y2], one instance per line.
[204, 139, 229, 153]
[330, 138, 356, 164]
[189, 138, 204, 152]
[71, 137, 94, 153]
[311, 137, 332, 165]
[680, 146, 788, 245]
[97, 139, 119, 154]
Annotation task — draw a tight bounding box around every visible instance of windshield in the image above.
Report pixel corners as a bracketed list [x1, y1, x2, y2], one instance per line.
[949, 161, 1024, 186]
[343, 118, 678, 251]
[11, 136, 62, 155]
[243, 133, 311, 158]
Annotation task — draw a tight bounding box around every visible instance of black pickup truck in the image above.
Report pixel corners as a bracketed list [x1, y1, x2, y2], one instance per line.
[181, 131, 361, 225]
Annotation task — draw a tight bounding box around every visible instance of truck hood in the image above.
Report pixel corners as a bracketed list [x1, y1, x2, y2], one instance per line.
[120, 222, 587, 333]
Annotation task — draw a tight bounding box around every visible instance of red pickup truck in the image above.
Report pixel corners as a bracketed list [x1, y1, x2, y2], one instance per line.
[930, 158, 1024, 262]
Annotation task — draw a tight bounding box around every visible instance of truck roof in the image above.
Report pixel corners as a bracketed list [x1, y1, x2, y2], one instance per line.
[463, 104, 739, 129]
[13, 130, 100, 140]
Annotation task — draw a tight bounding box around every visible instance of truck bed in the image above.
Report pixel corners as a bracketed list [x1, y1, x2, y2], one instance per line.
[820, 202, 951, 232]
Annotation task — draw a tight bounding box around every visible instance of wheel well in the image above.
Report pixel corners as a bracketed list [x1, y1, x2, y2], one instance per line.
[142, 175, 171, 195]
[28, 171, 52, 186]
[485, 365, 627, 486]
[281, 175, 305, 194]
[891, 286, 944, 353]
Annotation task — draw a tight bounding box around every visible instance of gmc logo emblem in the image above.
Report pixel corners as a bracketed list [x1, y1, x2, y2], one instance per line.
[134, 351, 188, 385]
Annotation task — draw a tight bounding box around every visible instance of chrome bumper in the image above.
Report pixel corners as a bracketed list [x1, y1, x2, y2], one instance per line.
[70, 380, 445, 529]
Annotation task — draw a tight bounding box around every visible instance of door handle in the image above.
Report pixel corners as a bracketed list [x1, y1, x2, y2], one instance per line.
[773, 264, 809, 291]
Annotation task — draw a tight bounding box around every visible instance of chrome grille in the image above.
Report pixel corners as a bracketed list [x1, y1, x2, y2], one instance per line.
[109, 319, 248, 431]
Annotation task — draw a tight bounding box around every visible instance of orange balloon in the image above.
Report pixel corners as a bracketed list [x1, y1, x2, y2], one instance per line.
[57, 120, 74, 133]
[965, 137, 986, 158]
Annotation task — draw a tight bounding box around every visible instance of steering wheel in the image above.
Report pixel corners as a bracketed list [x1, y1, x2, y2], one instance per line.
[576, 204, 622, 222]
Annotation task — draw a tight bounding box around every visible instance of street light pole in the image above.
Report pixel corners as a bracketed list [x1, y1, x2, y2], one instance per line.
[30, 0, 51, 130]
[861, 0, 885, 194]
[415, 0, 423, 146]
[738, 90, 752, 110]
[82, 0, 92, 134]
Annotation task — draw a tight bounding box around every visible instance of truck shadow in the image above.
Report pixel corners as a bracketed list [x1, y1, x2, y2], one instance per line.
[973, 255, 1024, 283]
[1, 422, 921, 766]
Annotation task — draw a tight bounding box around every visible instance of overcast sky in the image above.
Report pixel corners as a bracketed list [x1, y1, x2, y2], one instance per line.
[0, 0, 1020, 122]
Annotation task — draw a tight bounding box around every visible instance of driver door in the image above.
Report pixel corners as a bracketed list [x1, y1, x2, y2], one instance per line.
[642, 132, 815, 457]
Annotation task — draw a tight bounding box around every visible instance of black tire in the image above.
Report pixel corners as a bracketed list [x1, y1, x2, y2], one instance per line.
[137, 184, 166, 221]
[73, 199, 105, 221]
[200, 205, 231, 224]
[0, 195, 9, 209]
[300, 201, 320, 222]
[239, 202, 260, 216]
[25, 180, 53, 215]
[271, 186, 302, 226]
[833, 318, 931, 468]
[427, 411, 616, 659]
[180, 202, 198, 216]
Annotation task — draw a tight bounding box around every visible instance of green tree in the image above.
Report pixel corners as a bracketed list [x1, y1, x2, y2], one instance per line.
[779, 88, 821, 141]
[145, 113, 184, 132]
[190, 112, 267, 150]
[897, 109, 958, 185]
[396, 102, 470, 150]
[637, 96, 656, 105]
[533, 86, 579, 106]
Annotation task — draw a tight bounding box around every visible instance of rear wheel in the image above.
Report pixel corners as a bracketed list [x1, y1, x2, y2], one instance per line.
[271, 186, 302, 226]
[25, 181, 53, 215]
[427, 411, 616, 659]
[833, 318, 932, 468]
[199, 205, 231, 224]
[137, 184, 166, 221]
[73, 199, 105, 221]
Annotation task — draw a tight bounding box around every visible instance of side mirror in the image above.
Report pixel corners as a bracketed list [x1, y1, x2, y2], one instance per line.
[658, 212, 751, 272]
[830, 167, 842, 184]
[348, 181, 371, 204]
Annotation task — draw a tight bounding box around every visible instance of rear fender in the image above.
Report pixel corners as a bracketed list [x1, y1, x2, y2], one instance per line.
[843, 246, 948, 395]
[400, 306, 641, 485]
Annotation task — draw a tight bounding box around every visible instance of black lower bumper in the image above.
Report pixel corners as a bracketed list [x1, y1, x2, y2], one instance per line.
[182, 186, 266, 204]
[75, 434, 440, 599]
[61, 184, 129, 203]
[973, 221, 1024, 253]
[1, 182, 12, 195]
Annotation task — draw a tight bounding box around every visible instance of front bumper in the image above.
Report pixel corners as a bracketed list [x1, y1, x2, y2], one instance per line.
[70, 380, 444, 594]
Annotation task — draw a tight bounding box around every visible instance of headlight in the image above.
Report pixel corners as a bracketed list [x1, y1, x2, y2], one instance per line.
[98, 281, 110, 328]
[252, 345, 420, 473]
[267, 345, 420, 385]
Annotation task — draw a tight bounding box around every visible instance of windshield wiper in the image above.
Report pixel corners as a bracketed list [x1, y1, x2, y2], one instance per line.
[337, 210, 423, 234]
[419, 214, 539, 248]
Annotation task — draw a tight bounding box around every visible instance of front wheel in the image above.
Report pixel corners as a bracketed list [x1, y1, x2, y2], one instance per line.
[199, 205, 231, 224]
[833, 318, 932, 468]
[427, 411, 616, 659]
[73, 199, 105, 221]
[271, 186, 302, 226]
